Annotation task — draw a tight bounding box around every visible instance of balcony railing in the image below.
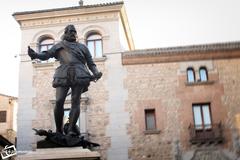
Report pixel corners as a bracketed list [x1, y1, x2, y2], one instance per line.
[188, 123, 224, 144]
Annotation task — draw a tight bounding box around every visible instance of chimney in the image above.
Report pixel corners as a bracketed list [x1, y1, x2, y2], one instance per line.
[79, 0, 84, 6]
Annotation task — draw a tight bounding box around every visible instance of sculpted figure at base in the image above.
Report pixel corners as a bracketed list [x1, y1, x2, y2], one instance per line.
[28, 24, 102, 147]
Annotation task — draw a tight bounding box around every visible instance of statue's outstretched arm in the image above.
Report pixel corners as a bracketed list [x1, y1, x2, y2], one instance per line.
[28, 46, 53, 60]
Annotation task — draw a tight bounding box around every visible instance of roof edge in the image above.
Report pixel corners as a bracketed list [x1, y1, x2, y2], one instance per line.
[123, 41, 240, 56]
[0, 93, 17, 99]
[122, 41, 240, 65]
[12, 1, 124, 16]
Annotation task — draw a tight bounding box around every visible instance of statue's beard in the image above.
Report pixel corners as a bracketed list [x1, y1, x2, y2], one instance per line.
[63, 33, 77, 42]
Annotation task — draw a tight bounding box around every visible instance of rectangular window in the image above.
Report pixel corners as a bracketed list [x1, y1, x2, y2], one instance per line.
[0, 111, 7, 123]
[193, 104, 212, 130]
[145, 109, 156, 130]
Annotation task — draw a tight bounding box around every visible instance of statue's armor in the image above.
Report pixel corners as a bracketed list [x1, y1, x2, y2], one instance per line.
[40, 40, 97, 93]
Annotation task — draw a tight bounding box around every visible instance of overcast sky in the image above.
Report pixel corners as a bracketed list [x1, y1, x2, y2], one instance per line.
[1, 0, 240, 96]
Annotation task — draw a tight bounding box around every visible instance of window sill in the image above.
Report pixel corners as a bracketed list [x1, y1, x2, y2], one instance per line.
[93, 56, 107, 62]
[185, 80, 215, 86]
[144, 130, 161, 135]
[32, 61, 56, 68]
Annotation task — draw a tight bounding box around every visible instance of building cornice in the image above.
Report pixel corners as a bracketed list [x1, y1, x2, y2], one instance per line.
[13, 2, 124, 24]
[12, 1, 135, 51]
[122, 41, 240, 65]
[13, 1, 123, 16]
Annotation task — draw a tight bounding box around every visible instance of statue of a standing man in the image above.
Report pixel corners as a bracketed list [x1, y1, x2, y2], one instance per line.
[28, 24, 102, 136]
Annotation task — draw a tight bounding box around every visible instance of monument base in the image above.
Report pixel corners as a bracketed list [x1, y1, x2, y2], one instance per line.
[16, 147, 100, 160]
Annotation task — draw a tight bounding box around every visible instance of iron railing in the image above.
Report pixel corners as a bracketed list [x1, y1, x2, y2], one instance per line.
[188, 123, 224, 144]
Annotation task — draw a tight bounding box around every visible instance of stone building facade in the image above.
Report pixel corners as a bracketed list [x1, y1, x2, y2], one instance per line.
[123, 45, 240, 160]
[0, 93, 17, 147]
[13, 1, 240, 160]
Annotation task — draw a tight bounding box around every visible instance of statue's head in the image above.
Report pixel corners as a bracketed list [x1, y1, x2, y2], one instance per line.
[62, 24, 77, 42]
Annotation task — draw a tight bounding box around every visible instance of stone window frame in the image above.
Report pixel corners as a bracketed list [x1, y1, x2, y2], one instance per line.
[144, 108, 160, 135]
[185, 66, 214, 86]
[145, 109, 156, 131]
[81, 25, 108, 62]
[86, 32, 103, 59]
[36, 35, 56, 63]
[0, 111, 7, 123]
[30, 30, 58, 65]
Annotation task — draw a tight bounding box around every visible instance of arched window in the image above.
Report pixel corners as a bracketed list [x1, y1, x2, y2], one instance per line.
[39, 38, 54, 52]
[199, 67, 208, 82]
[38, 37, 55, 63]
[187, 67, 195, 83]
[86, 33, 103, 58]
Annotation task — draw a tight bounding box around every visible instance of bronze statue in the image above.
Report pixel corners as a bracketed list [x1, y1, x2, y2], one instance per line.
[28, 24, 102, 141]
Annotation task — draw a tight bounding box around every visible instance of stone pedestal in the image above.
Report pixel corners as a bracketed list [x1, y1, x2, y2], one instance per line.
[16, 147, 100, 160]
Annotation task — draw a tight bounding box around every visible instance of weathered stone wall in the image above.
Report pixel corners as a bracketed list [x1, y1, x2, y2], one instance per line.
[85, 60, 110, 160]
[215, 59, 240, 155]
[20, 50, 240, 159]
[124, 58, 240, 159]
[0, 94, 17, 144]
[125, 63, 180, 160]
[32, 63, 56, 144]
[0, 95, 12, 133]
